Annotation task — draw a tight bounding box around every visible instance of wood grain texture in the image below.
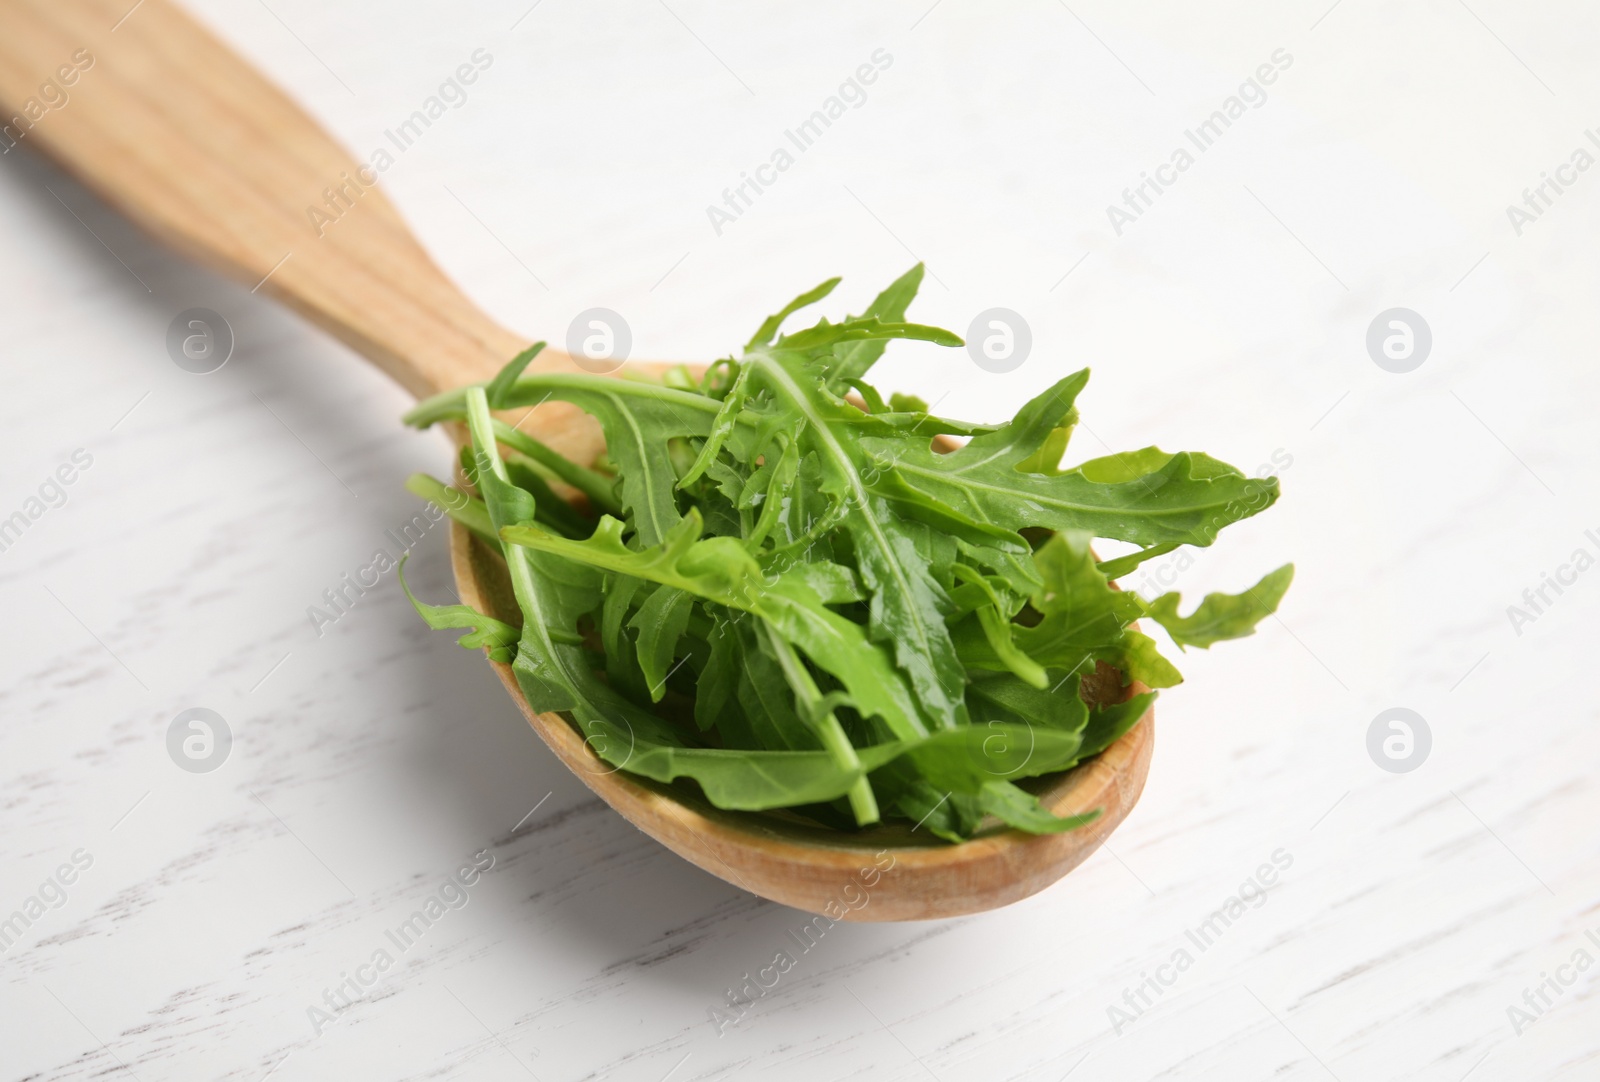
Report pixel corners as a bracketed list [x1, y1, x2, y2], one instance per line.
[0, 0, 497, 395]
[0, 0, 582, 408]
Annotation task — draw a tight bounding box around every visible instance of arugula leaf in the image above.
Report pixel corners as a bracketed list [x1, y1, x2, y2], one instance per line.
[956, 532, 1137, 676]
[485, 341, 545, 408]
[826, 263, 929, 390]
[501, 512, 929, 743]
[401, 269, 1288, 843]
[954, 563, 1047, 689]
[463, 386, 880, 811]
[1095, 542, 1180, 581]
[758, 622, 880, 824]
[745, 352, 973, 732]
[860, 372, 1282, 552]
[748, 277, 841, 348]
[459, 444, 591, 539]
[695, 611, 741, 733]
[601, 573, 649, 701]
[1078, 691, 1158, 760]
[1144, 564, 1294, 649]
[405, 473, 498, 551]
[967, 669, 1088, 734]
[732, 624, 818, 752]
[1100, 630, 1184, 690]
[630, 586, 694, 701]
[864, 723, 1087, 791]
[979, 781, 1103, 835]
[490, 420, 620, 515]
[775, 317, 962, 353]
[415, 373, 719, 544]
[397, 554, 520, 661]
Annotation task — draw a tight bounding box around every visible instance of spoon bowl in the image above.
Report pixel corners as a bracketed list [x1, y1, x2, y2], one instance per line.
[0, 0, 1154, 920]
[455, 518, 1153, 920]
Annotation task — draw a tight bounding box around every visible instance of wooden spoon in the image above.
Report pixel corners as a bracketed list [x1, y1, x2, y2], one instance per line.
[0, 0, 1154, 920]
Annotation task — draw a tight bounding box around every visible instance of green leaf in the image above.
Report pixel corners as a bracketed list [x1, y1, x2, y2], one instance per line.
[502, 455, 591, 538]
[695, 611, 741, 732]
[953, 564, 1046, 689]
[486, 342, 545, 408]
[1014, 422, 1076, 475]
[748, 277, 841, 348]
[870, 774, 981, 842]
[860, 723, 1087, 792]
[678, 362, 759, 489]
[1074, 446, 1249, 484]
[601, 573, 649, 701]
[397, 554, 521, 661]
[501, 511, 929, 741]
[952, 531, 1187, 693]
[1144, 563, 1294, 649]
[979, 781, 1102, 835]
[630, 586, 694, 701]
[775, 316, 962, 353]
[1095, 542, 1180, 581]
[862, 372, 1281, 548]
[414, 373, 719, 545]
[746, 353, 972, 732]
[782, 561, 865, 605]
[508, 377, 719, 545]
[745, 434, 800, 548]
[1099, 630, 1184, 690]
[398, 272, 1288, 841]
[827, 264, 928, 390]
[405, 473, 498, 551]
[966, 669, 1088, 734]
[491, 420, 620, 515]
[457, 444, 591, 539]
[733, 624, 818, 752]
[834, 407, 1001, 440]
[1078, 691, 1157, 760]
[463, 388, 887, 812]
[1002, 533, 1140, 669]
[757, 621, 880, 824]
[607, 742, 883, 810]
[842, 377, 889, 413]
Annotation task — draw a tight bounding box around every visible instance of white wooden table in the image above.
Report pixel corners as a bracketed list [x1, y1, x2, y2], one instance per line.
[2, 2, 1596, 1079]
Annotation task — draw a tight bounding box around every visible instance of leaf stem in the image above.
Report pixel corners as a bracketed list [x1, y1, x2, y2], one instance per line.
[492, 421, 619, 514]
[759, 621, 879, 826]
[465, 389, 544, 629]
[405, 473, 499, 551]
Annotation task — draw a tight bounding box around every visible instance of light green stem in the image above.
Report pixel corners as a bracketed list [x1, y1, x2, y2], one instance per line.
[760, 622, 880, 827]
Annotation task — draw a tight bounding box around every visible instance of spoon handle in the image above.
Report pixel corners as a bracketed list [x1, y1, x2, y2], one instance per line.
[0, 0, 543, 397]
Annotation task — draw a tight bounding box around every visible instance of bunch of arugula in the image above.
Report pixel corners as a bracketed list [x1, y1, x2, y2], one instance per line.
[400, 267, 1291, 842]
